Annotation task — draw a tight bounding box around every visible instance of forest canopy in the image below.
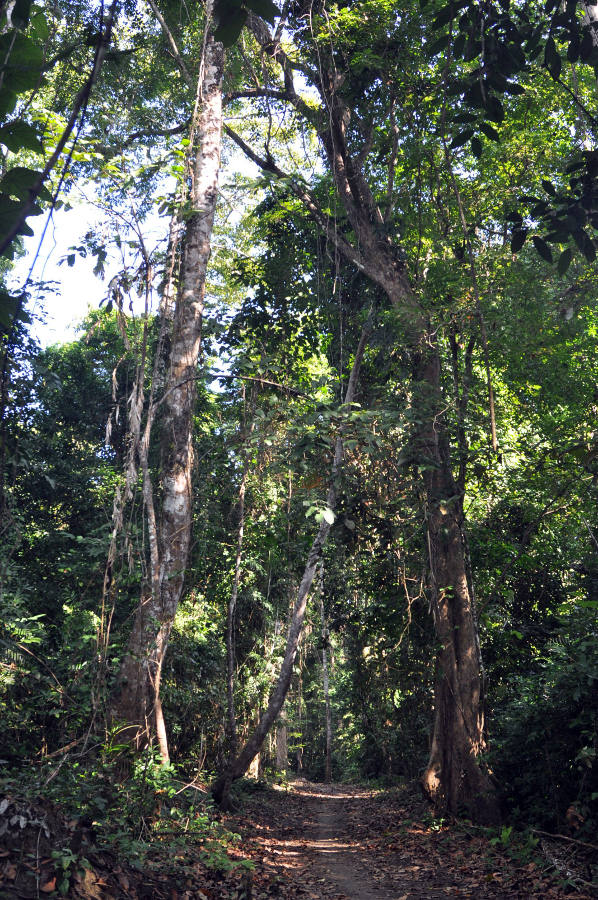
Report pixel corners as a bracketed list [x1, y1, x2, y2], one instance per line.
[1, 0, 598, 893]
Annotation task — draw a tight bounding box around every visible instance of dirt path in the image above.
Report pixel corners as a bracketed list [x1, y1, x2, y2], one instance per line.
[302, 783, 398, 898]
[225, 779, 596, 900]
[280, 782, 469, 899]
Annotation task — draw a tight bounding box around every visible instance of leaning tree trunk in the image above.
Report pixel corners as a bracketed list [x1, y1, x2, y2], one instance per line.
[111, 21, 224, 757]
[211, 319, 371, 808]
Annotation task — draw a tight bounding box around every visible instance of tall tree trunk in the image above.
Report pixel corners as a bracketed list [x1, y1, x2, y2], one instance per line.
[111, 20, 224, 756]
[225, 465, 246, 755]
[275, 718, 288, 772]
[211, 319, 371, 807]
[416, 343, 498, 823]
[295, 642, 304, 775]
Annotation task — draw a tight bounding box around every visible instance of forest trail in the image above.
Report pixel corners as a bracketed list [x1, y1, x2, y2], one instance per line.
[222, 779, 596, 899]
[309, 784, 397, 899]
[2, 779, 596, 898]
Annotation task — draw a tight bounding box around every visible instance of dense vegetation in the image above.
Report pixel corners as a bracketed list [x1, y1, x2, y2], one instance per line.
[1, 0, 598, 891]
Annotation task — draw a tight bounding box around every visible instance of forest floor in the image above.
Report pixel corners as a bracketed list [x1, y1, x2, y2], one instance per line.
[1, 778, 597, 899]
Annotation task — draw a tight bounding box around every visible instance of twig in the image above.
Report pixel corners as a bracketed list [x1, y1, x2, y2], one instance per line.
[532, 828, 598, 852]
[214, 373, 308, 397]
[38, 736, 84, 760]
[174, 780, 209, 795]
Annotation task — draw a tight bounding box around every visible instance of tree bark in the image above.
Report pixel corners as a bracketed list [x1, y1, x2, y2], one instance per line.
[211, 319, 371, 807]
[415, 343, 499, 823]
[111, 18, 224, 755]
[275, 719, 288, 772]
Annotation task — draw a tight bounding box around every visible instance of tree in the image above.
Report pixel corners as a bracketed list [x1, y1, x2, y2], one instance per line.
[218, 0, 500, 821]
[212, 316, 372, 806]
[4, 0, 598, 845]
[110, 2, 225, 761]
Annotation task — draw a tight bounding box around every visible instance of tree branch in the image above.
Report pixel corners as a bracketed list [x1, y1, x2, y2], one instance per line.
[145, 0, 193, 87]
[214, 373, 308, 397]
[0, 0, 118, 259]
[223, 123, 369, 276]
[94, 120, 190, 156]
[225, 88, 295, 104]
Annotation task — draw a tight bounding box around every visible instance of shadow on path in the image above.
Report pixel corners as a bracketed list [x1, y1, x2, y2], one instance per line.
[285, 782, 420, 899]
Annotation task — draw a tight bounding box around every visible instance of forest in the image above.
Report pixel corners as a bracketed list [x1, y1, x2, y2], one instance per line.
[1, 0, 598, 896]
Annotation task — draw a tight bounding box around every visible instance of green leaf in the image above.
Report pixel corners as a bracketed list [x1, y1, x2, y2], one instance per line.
[567, 34, 580, 63]
[479, 121, 500, 142]
[541, 179, 556, 196]
[471, 136, 482, 157]
[0, 166, 42, 201]
[29, 10, 49, 42]
[246, 0, 279, 24]
[322, 507, 335, 525]
[0, 86, 18, 117]
[1, 33, 44, 91]
[557, 247, 572, 275]
[0, 289, 25, 328]
[485, 96, 504, 123]
[581, 232, 596, 262]
[427, 34, 450, 56]
[0, 195, 23, 234]
[532, 235, 553, 263]
[434, 4, 457, 28]
[214, 7, 248, 46]
[571, 228, 595, 261]
[545, 36, 562, 79]
[580, 28, 594, 62]
[511, 227, 528, 252]
[450, 129, 474, 149]
[453, 32, 466, 58]
[504, 81, 525, 95]
[12, 0, 33, 28]
[0, 120, 43, 153]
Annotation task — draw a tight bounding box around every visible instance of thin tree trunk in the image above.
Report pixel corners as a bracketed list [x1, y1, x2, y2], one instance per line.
[111, 15, 224, 754]
[295, 642, 304, 774]
[275, 719, 288, 772]
[211, 319, 372, 807]
[319, 570, 332, 783]
[226, 436, 249, 755]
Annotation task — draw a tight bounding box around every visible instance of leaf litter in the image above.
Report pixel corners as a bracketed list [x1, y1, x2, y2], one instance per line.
[1, 780, 596, 898]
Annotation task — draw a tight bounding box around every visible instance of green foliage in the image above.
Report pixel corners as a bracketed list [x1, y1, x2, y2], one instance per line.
[214, 0, 279, 46]
[1, 747, 247, 877]
[491, 622, 598, 833]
